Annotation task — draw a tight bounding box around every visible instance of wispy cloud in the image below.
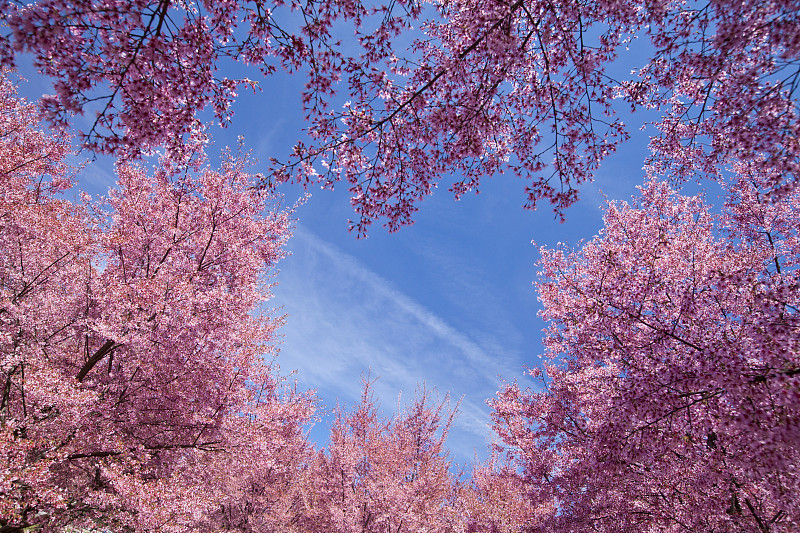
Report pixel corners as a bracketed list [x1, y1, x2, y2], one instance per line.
[269, 226, 530, 462]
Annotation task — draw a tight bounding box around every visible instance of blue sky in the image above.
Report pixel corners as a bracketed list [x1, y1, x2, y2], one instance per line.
[235, 77, 653, 462]
[16, 46, 653, 466]
[264, 146, 646, 465]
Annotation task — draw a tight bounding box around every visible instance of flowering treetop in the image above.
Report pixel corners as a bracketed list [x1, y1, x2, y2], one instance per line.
[0, 73, 317, 531]
[491, 172, 800, 532]
[2, 0, 797, 232]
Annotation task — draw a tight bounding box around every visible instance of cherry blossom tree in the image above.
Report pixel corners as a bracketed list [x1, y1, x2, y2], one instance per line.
[490, 174, 800, 532]
[459, 452, 548, 533]
[0, 72, 315, 532]
[0, 0, 421, 160]
[296, 380, 460, 533]
[2, 0, 798, 231]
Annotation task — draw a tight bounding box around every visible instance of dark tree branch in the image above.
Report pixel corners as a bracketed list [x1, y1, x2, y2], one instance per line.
[76, 339, 118, 382]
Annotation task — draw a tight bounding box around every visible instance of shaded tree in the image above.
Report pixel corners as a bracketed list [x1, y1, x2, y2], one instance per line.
[491, 174, 800, 531]
[2, 0, 797, 231]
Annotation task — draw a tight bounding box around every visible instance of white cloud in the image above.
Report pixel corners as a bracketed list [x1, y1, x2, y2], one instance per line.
[268, 226, 528, 462]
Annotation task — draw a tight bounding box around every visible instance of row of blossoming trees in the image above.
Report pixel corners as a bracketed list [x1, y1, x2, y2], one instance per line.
[1, 0, 799, 530]
[0, 76, 478, 532]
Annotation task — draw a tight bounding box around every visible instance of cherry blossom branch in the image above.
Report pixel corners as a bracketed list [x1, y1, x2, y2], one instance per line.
[76, 339, 119, 382]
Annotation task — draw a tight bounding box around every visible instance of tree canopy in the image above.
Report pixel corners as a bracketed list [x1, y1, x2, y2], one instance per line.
[492, 174, 800, 532]
[2, 0, 798, 231]
[1, 0, 799, 530]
